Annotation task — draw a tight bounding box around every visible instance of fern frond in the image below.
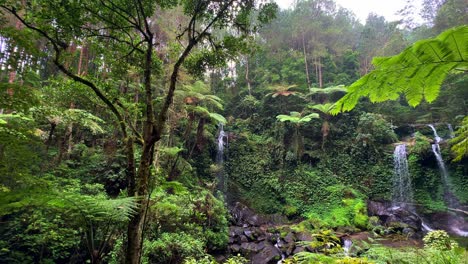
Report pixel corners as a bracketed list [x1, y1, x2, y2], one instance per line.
[208, 113, 227, 124]
[308, 85, 347, 95]
[451, 116, 468, 162]
[333, 26, 468, 114]
[276, 112, 319, 123]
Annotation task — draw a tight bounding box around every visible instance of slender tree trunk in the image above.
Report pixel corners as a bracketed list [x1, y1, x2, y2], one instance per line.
[66, 102, 75, 154]
[245, 56, 252, 95]
[126, 33, 156, 264]
[5, 20, 21, 99]
[318, 57, 322, 88]
[302, 33, 311, 88]
[45, 122, 56, 152]
[314, 57, 318, 84]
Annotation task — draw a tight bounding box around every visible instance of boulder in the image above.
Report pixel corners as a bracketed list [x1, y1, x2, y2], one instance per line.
[296, 231, 313, 242]
[292, 246, 305, 254]
[230, 202, 267, 227]
[251, 243, 281, 264]
[240, 242, 264, 254]
[283, 232, 296, 244]
[367, 200, 422, 235]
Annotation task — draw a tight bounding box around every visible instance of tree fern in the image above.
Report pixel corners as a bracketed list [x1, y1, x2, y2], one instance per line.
[276, 111, 319, 123]
[309, 103, 336, 115]
[333, 25, 468, 114]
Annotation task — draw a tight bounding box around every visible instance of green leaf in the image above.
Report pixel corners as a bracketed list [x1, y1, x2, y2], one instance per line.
[209, 113, 227, 124]
[333, 26, 468, 114]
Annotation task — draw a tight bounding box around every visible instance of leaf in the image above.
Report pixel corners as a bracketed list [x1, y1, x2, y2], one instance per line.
[208, 113, 227, 124]
[276, 112, 319, 123]
[333, 26, 468, 114]
[161, 146, 184, 157]
[309, 103, 336, 114]
[451, 116, 468, 162]
[308, 85, 347, 95]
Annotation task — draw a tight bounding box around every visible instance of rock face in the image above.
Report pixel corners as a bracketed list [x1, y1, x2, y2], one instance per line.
[367, 200, 422, 237]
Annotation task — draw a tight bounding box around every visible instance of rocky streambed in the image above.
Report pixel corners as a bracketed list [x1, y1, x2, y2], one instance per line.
[222, 200, 467, 263]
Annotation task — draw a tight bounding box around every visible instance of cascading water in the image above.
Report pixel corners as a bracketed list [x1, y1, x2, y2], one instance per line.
[428, 125, 468, 237]
[392, 144, 433, 232]
[343, 239, 352, 256]
[428, 124, 458, 208]
[274, 236, 286, 264]
[447, 124, 455, 138]
[216, 124, 227, 196]
[392, 144, 414, 211]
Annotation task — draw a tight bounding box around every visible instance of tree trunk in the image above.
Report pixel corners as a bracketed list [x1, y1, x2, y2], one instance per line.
[126, 33, 157, 264]
[302, 33, 311, 88]
[77, 44, 89, 75]
[245, 56, 252, 95]
[318, 57, 322, 88]
[66, 102, 75, 154]
[45, 122, 56, 152]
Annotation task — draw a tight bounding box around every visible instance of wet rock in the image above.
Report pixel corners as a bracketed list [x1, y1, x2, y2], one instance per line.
[240, 235, 249, 243]
[367, 200, 422, 235]
[293, 246, 305, 254]
[244, 229, 255, 240]
[251, 243, 281, 264]
[230, 244, 240, 253]
[283, 232, 296, 244]
[230, 202, 267, 227]
[240, 242, 264, 254]
[230, 226, 244, 237]
[296, 231, 313, 241]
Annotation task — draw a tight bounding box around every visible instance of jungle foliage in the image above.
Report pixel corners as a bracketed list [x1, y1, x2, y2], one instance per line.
[0, 0, 467, 263]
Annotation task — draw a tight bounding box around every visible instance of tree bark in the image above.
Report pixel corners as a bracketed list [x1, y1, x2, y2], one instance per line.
[318, 57, 322, 88]
[125, 33, 155, 264]
[245, 56, 252, 95]
[302, 33, 311, 88]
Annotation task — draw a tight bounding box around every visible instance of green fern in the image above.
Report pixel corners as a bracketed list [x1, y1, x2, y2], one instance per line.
[276, 111, 320, 123]
[308, 103, 336, 115]
[451, 116, 468, 161]
[308, 85, 347, 95]
[333, 25, 468, 114]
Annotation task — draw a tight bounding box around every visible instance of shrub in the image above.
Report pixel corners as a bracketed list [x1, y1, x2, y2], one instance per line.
[423, 230, 458, 250]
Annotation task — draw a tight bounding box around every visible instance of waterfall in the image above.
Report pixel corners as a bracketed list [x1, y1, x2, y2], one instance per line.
[428, 124, 442, 144]
[274, 236, 286, 264]
[447, 124, 455, 138]
[392, 144, 414, 211]
[428, 124, 457, 208]
[216, 124, 227, 196]
[343, 239, 352, 256]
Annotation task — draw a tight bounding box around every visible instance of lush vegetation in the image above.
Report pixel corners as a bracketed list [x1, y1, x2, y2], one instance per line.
[0, 0, 467, 263]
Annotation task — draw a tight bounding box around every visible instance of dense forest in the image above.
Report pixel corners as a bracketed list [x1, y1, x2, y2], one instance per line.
[0, 0, 467, 263]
